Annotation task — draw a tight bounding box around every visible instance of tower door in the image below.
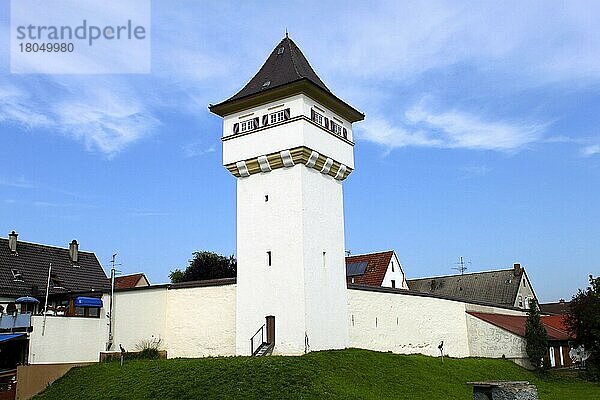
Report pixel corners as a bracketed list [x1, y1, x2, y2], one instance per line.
[266, 316, 275, 344]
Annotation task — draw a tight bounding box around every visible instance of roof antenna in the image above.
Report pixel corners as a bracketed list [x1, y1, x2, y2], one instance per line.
[452, 256, 471, 275]
[285, 28, 288, 38]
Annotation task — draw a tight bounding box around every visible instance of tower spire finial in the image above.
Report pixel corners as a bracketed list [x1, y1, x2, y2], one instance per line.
[285, 28, 288, 38]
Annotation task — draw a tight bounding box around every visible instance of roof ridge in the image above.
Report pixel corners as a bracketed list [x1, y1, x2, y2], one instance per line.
[286, 38, 302, 80]
[345, 250, 395, 258]
[0, 237, 96, 255]
[407, 268, 518, 281]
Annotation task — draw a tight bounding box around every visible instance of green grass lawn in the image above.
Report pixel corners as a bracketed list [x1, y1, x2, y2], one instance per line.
[35, 349, 599, 400]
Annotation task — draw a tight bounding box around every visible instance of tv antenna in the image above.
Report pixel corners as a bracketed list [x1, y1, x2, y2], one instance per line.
[452, 256, 470, 275]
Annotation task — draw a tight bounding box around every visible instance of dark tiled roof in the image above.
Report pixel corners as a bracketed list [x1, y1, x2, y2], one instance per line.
[539, 301, 570, 315]
[226, 36, 330, 103]
[0, 238, 110, 298]
[468, 312, 572, 341]
[115, 273, 149, 289]
[407, 269, 524, 307]
[345, 251, 393, 286]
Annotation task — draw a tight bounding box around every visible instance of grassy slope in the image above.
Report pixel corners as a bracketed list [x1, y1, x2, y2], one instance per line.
[35, 349, 599, 400]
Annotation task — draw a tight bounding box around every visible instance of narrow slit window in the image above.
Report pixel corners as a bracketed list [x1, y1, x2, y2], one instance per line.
[322, 251, 326, 268]
[265, 194, 269, 202]
[267, 251, 272, 266]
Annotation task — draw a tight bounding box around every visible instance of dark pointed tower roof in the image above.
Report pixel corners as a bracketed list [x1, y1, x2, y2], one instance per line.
[228, 36, 331, 101]
[210, 36, 363, 122]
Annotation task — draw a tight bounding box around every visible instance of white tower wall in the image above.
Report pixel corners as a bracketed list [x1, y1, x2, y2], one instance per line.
[236, 162, 349, 355]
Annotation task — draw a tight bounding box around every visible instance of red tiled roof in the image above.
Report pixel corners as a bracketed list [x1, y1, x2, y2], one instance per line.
[115, 273, 148, 289]
[345, 251, 393, 286]
[468, 312, 572, 341]
[542, 315, 571, 334]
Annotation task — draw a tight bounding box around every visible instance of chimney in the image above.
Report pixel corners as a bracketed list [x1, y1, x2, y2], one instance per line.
[8, 231, 18, 253]
[513, 263, 522, 276]
[69, 239, 79, 263]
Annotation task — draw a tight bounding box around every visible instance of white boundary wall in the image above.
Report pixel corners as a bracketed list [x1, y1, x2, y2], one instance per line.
[27, 284, 531, 363]
[29, 308, 108, 364]
[466, 314, 527, 359]
[112, 287, 168, 352]
[28, 284, 237, 364]
[165, 284, 236, 357]
[348, 288, 470, 357]
[347, 288, 530, 359]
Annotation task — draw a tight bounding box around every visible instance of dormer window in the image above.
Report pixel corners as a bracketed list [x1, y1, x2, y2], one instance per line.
[11, 269, 23, 282]
[51, 274, 65, 290]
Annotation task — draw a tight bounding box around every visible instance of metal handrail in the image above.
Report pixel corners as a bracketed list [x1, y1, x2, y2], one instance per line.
[250, 324, 265, 356]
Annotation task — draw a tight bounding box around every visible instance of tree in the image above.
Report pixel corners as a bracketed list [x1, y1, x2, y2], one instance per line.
[525, 299, 548, 371]
[169, 251, 236, 283]
[565, 275, 600, 380]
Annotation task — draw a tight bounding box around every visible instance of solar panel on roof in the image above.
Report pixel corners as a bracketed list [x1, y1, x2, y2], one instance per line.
[346, 261, 368, 277]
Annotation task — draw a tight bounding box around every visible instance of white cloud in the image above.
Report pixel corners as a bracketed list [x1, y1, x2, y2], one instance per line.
[0, 80, 159, 157]
[405, 105, 544, 151]
[182, 141, 216, 158]
[52, 88, 160, 156]
[318, 1, 600, 84]
[581, 144, 600, 157]
[358, 102, 545, 153]
[0, 85, 52, 128]
[358, 117, 442, 149]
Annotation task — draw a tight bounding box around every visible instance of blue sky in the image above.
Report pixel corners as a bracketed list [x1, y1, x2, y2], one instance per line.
[1, 1, 598, 302]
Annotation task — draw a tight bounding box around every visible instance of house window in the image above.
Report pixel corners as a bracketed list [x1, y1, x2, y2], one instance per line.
[391, 280, 396, 288]
[518, 295, 523, 308]
[351, 277, 355, 284]
[270, 110, 286, 124]
[240, 119, 255, 133]
[267, 251, 272, 266]
[74, 307, 100, 318]
[330, 120, 343, 135]
[311, 110, 324, 126]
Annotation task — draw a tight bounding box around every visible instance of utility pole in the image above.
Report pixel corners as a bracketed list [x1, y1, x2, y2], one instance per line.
[42, 263, 52, 336]
[107, 253, 120, 351]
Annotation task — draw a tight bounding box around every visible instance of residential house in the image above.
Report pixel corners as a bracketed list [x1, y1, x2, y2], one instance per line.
[407, 263, 538, 310]
[115, 273, 150, 290]
[345, 250, 408, 289]
[0, 231, 110, 375]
